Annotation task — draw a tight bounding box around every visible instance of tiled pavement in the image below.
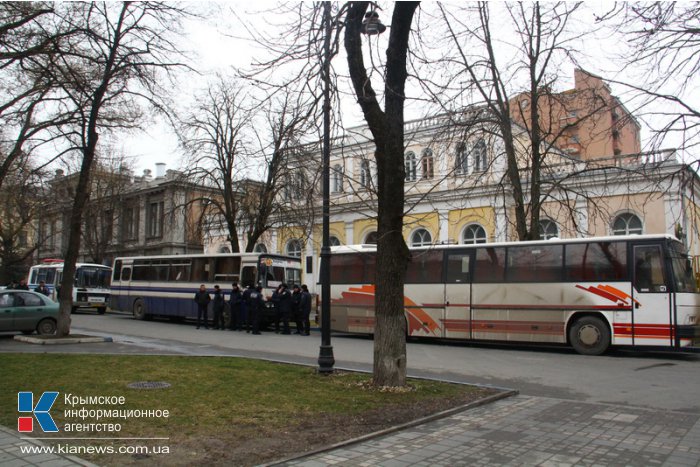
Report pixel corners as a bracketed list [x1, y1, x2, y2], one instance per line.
[281, 395, 700, 467]
[0, 425, 95, 467]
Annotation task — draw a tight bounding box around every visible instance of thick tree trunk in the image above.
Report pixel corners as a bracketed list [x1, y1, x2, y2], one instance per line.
[344, 1, 418, 387]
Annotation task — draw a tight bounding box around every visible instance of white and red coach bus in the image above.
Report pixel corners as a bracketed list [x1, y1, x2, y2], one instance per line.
[327, 234, 700, 355]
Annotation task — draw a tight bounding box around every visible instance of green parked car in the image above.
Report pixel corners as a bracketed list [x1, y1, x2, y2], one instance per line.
[0, 290, 59, 335]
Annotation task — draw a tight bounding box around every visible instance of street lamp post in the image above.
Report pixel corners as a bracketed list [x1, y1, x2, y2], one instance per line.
[317, 0, 335, 374]
[317, 2, 386, 375]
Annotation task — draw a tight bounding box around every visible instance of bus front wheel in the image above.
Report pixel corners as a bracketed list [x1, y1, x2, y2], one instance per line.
[133, 299, 148, 321]
[569, 316, 610, 356]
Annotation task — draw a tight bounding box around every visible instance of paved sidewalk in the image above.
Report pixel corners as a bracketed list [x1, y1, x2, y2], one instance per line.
[0, 425, 94, 467]
[281, 395, 700, 467]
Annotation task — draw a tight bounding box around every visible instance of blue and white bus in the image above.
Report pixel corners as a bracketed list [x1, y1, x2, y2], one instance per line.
[110, 253, 302, 321]
[28, 260, 112, 314]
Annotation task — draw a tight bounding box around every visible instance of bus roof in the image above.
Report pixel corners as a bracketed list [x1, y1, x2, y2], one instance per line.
[330, 234, 681, 254]
[112, 252, 301, 262]
[31, 262, 111, 269]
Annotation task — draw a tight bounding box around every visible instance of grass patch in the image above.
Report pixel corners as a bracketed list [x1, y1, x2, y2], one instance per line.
[0, 354, 498, 466]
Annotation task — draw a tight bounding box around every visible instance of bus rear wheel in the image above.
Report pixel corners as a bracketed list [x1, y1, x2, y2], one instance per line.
[133, 299, 148, 321]
[569, 316, 610, 356]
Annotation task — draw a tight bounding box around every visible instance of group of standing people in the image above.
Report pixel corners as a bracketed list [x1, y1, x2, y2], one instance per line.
[6, 278, 51, 297]
[193, 282, 312, 335]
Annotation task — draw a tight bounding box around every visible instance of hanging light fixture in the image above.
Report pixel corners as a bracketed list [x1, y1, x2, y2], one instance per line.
[361, 10, 386, 35]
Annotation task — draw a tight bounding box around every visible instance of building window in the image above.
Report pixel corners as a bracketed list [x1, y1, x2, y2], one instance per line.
[471, 139, 487, 172]
[329, 236, 341, 247]
[123, 206, 138, 241]
[421, 148, 434, 179]
[539, 219, 558, 240]
[332, 164, 344, 193]
[254, 243, 267, 253]
[405, 151, 417, 181]
[147, 201, 164, 238]
[462, 224, 487, 244]
[365, 231, 378, 244]
[411, 228, 432, 247]
[360, 160, 371, 189]
[18, 230, 28, 248]
[286, 239, 302, 257]
[613, 213, 643, 236]
[103, 210, 113, 242]
[455, 142, 468, 175]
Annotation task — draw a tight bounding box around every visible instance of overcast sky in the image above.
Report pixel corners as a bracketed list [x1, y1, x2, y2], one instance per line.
[117, 2, 697, 175]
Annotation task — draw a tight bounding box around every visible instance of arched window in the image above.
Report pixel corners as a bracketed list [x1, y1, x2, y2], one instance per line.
[253, 243, 267, 253]
[411, 228, 432, 247]
[365, 231, 378, 244]
[360, 160, 371, 188]
[404, 151, 417, 182]
[455, 142, 468, 175]
[471, 139, 487, 172]
[329, 236, 341, 247]
[332, 164, 344, 193]
[286, 239, 302, 257]
[539, 219, 559, 240]
[462, 224, 487, 244]
[421, 148, 434, 179]
[218, 245, 232, 253]
[613, 213, 643, 235]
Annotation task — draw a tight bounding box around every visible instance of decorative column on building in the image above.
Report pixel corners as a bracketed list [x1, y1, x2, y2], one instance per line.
[438, 211, 449, 244]
[575, 198, 589, 237]
[345, 221, 353, 245]
[494, 206, 507, 242]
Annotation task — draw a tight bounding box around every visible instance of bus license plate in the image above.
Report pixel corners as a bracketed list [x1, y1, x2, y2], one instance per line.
[88, 297, 105, 303]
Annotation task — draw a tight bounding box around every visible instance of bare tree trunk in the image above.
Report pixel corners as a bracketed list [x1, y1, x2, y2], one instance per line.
[345, 1, 418, 387]
[57, 4, 128, 336]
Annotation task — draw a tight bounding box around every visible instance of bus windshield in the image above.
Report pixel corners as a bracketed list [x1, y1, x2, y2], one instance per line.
[76, 267, 111, 288]
[669, 242, 697, 293]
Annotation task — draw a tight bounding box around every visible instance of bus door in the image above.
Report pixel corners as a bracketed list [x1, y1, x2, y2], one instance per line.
[632, 244, 673, 346]
[443, 251, 473, 339]
[117, 263, 133, 312]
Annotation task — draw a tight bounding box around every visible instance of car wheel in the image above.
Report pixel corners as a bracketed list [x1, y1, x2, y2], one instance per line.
[133, 299, 147, 320]
[37, 318, 57, 336]
[569, 316, 610, 356]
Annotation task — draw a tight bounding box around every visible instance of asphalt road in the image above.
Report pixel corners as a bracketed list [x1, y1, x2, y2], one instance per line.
[9, 311, 700, 414]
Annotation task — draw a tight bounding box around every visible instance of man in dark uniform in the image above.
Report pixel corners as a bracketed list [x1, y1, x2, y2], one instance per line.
[248, 285, 265, 335]
[300, 284, 312, 336]
[241, 283, 255, 333]
[277, 283, 292, 335]
[193, 284, 210, 329]
[229, 283, 242, 330]
[291, 284, 303, 334]
[212, 285, 225, 329]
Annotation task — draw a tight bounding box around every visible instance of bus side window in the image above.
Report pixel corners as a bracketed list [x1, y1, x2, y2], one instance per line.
[241, 266, 256, 287]
[473, 247, 506, 283]
[121, 268, 131, 281]
[113, 261, 122, 281]
[634, 246, 666, 292]
[407, 251, 443, 284]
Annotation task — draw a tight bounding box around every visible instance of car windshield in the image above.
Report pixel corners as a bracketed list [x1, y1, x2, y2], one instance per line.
[75, 267, 111, 288]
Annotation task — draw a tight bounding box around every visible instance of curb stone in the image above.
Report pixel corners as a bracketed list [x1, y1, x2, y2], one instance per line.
[13, 335, 113, 345]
